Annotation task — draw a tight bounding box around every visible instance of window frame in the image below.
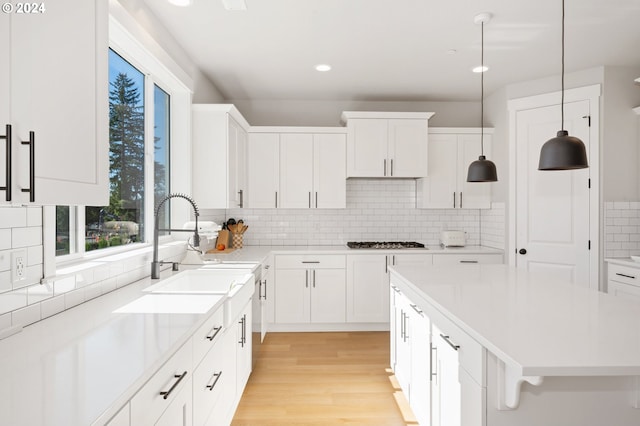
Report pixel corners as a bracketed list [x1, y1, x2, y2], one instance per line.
[42, 14, 193, 280]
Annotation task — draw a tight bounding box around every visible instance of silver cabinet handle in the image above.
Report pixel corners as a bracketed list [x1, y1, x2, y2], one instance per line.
[301, 261, 320, 264]
[206, 372, 222, 391]
[238, 189, 244, 208]
[315, 191, 318, 208]
[460, 191, 463, 208]
[403, 311, 409, 342]
[453, 192, 456, 208]
[206, 326, 222, 341]
[385, 255, 389, 274]
[21, 131, 34, 202]
[160, 371, 187, 400]
[262, 279, 267, 300]
[440, 333, 460, 351]
[430, 344, 437, 382]
[390, 158, 394, 176]
[410, 303, 423, 316]
[460, 260, 478, 264]
[275, 191, 278, 208]
[0, 124, 11, 201]
[312, 269, 316, 288]
[308, 191, 311, 208]
[305, 270, 309, 288]
[391, 285, 401, 294]
[399, 310, 405, 339]
[616, 273, 636, 280]
[383, 159, 387, 176]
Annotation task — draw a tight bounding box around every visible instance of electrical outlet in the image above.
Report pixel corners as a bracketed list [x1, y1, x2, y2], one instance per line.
[11, 250, 27, 283]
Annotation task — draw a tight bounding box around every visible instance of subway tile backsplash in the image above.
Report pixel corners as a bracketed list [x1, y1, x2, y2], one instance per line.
[604, 201, 640, 258]
[203, 179, 506, 248]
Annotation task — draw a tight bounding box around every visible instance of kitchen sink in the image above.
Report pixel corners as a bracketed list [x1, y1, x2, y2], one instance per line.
[140, 268, 255, 326]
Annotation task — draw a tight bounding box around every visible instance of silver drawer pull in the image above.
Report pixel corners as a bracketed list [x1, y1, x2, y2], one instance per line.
[206, 326, 222, 341]
[160, 371, 187, 400]
[206, 371, 222, 391]
[391, 285, 401, 294]
[460, 260, 478, 264]
[301, 261, 320, 264]
[440, 334, 460, 351]
[616, 273, 636, 280]
[410, 303, 424, 316]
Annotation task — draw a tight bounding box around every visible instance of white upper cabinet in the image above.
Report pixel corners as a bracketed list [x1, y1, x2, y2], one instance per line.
[247, 128, 346, 209]
[342, 111, 434, 178]
[192, 105, 249, 209]
[417, 128, 493, 209]
[0, 0, 109, 205]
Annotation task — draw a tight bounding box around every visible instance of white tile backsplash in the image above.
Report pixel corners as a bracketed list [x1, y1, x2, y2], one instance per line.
[605, 201, 640, 258]
[209, 179, 506, 248]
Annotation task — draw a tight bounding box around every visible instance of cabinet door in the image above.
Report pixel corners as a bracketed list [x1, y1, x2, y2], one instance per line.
[264, 259, 275, 325]
[236, 302, 253, 396]
[432, 324, 461, 426]
[154, 376, 193, 426]
[275, 269, 310, 323]
[247, 133, 279, 208]
[227, 117, 247, 208]
[417, 134, 458, 208]
[608, 280, 640, 302]
[387, 119, 428, 177]
[395, 295, 412, 396]
[347, 119, 388, 177]
[236, 122, 247, 207]
[409, 306, 431, 426]
[458, 134, 491, 209]
[346, 255, 388, 323]
[311, 268, 346, 323]
[193, 340, 226, 426]
[459, 368, 486, 426]
[9, 0, 108, 205]
[0, 14, 8, 203]
[279, 133, 313, 208]
[313, 133, 346, 208]
[390, 286, 399, 370]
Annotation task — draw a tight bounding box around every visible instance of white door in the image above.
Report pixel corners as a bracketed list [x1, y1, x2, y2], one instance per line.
[387, 119, 428, 177]
[279, 133, 313, 208]
[274, 269, 310, 323]
[311, 269, 346, 323]
[313, 133, 346, 208]
[247, 133, 279, 208]
[515, 100, 591, 286]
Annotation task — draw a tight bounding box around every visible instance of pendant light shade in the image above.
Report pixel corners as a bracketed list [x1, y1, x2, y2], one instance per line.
[538, 0, 588, 171]
[467, 12, 497, 183]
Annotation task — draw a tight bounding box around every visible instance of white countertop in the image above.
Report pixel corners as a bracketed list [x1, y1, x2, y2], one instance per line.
[0, 269, 225, 426]
[389, 264, 640, 377]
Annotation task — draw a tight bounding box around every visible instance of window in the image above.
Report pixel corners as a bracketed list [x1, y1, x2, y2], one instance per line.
[55, 49, 172, 257]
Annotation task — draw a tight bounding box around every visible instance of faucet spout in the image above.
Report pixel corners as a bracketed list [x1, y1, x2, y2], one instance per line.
[151, 193, 200, 279]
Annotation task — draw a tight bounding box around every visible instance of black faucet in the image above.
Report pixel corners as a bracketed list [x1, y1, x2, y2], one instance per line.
[151, 193, 200, 279]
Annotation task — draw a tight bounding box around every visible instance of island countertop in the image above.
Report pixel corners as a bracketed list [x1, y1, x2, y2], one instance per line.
[389, 264, 640, 377]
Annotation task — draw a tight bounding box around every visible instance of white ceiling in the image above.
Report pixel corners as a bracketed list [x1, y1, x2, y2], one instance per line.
[142, 0, 640, 102]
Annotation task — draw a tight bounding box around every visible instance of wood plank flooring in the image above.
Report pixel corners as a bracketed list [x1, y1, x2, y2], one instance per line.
[231, 332, 416, 426]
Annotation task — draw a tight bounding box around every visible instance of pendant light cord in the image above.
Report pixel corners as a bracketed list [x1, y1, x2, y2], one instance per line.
[561, 0, 565, 131]
[480, 20, 484, 156]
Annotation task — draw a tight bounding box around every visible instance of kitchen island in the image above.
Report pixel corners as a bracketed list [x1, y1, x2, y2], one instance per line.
[390, 264, 640, 426]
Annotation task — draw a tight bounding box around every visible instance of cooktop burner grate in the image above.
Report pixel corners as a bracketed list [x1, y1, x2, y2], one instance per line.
[347, 241, 425, 249]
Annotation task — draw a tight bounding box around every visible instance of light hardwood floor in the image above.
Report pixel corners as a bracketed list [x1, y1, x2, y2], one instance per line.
[231, 331, 416, 426]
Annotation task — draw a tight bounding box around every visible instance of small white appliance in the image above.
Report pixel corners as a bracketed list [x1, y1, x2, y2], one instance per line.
[440, 230, 466, 247]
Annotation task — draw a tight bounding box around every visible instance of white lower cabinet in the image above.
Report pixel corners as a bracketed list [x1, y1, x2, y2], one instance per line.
[274, 255, 346, 325]
[607, 262, 640, 302]
[391, 281, 486, 426]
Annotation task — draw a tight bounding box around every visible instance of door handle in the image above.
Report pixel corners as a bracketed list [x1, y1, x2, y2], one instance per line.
[519, 248, 527, 255]
[459, 192, 462, 208]
[453, 192, 456, 208]
[440, 334, 460, 351]
[275, 191, 278, 208]
[0, 124, 11, 201]
[238, 189, 244, 208]
[390, 158, 394, 176]
[312, 269, 316, 288]
[315, 191, 318, 208]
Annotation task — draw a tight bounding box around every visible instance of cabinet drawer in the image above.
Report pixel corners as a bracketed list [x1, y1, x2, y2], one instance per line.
[193, 307, 225, 367]
[131, 340, 193, 425]
[432, 253, 503, 265]
[276, 254, 346, 269]
[608, 264, 640, 287]
[428, 305, 486, 386]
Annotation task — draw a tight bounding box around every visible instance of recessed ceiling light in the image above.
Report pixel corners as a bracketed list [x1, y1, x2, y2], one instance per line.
[472, 65, 489, 73]
[222, 0, 247, 10]
[168, 0, 192, 6]
[315, 64, 332, 72]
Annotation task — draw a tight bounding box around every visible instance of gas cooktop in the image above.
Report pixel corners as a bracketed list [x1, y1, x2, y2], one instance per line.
[346, 241, 426, 249]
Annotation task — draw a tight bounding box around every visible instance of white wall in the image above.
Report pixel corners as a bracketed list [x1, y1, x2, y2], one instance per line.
[228, 99, 479, 127]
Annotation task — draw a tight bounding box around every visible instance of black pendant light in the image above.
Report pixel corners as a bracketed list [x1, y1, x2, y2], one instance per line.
[538, 0, 588, 170]
[467, 13, 498, 183]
